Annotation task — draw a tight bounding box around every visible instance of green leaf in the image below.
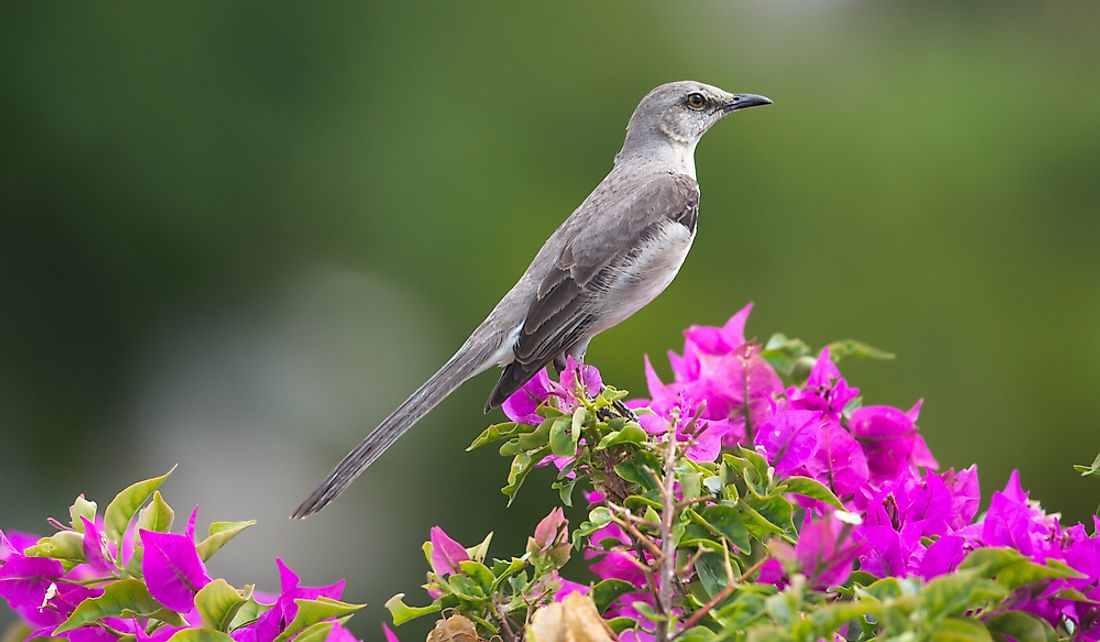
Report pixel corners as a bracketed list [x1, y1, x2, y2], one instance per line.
[25, 531, 86, 570]
[465, 531, 493, 566]
[605, 617, 639, 633]
[694, 552, 729, 599]
[632, 600, 664, 623]
[228, 595, 272, 630]
[571, 407, 587, 448]
[930, 617, 993, 642]
[590, 507, 612, 527]
[384, 594, 440, 626]
[573, 507, 616, 548]
[69, 495, 98, 534]
[778, 477, 844, 510]
[54, 579, 165, 634]
[272, 598, 364, 642]
[922, 571, 1007, 620]
[825, 339, 895, 363]
[550, 416, 577, 457]
[196, 521, 256, 562]
[681, 472, 702, 501]
[136, 491, 175, 534]
[595, 424, 648, 451]
[1074, 452, 1100, 477]
[489, 557, 525, 592]
[286, 622, 336, 642]
[517, 418, 557, 450]
[458, 560, 495, 592]
[678, 523, 725, 553]
[961, 547, 1082, 590]
[553, 478, 577, 507]
[167, 630, 235, 642]
[808, 601, 879, 636]
[735, 501, 785, 540]
[743, 495, 795, 537]
[624, 495, 661, 511]
[736, 448, 770, 481]
[447, 574, 485, 601]
[103, 467, 176, 546]
[856, 577, 905, 602]
[696, 505, 752, 552]
[592, 578, 635, 613]
[676, 627, 717, 642]
[501, 446, 551, 506]
[985, 611, 1057, 642]
[467, 422, 528, 450]
[760, 333, 812, 378]
[195, 579, 249, 632]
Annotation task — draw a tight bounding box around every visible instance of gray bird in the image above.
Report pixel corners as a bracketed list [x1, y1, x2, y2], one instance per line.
[292, 81, 771, 518]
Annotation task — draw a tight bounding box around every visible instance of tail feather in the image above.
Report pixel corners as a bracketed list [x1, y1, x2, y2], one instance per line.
[484, 359, 547, 412]
[292, 348, 490, 519]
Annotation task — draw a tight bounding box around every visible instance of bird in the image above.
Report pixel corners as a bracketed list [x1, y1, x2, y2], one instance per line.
[292, 81, 771, 518]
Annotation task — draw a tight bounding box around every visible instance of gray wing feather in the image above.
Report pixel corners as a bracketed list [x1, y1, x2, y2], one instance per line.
[485, 172, 699, 409]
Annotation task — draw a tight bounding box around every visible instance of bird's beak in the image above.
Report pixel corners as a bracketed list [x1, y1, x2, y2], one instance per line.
[722, 93, 773, 113]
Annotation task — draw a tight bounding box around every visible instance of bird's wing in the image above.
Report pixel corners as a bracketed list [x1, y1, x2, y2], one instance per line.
[485, 171, 699, 409]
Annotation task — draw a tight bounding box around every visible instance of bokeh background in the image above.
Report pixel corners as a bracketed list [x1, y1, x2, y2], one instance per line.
[3, 1, 1098, 639]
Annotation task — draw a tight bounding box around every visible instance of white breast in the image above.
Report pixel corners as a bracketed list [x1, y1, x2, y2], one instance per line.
[593, 219, 696, 333]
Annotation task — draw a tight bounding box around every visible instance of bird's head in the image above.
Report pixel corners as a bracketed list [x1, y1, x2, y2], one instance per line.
[618, 81, 771, 168]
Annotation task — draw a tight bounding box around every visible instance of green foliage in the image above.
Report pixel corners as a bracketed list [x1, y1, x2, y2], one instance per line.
[1074, 451, 1100, 478]
[5, 471, 363, 642]
[194, 579, 251, 631]
[401, 365, 1089, 642]
[103, 466, 176, 545]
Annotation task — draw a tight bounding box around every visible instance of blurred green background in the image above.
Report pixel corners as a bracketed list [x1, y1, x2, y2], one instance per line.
[2, 1, 1098, 639]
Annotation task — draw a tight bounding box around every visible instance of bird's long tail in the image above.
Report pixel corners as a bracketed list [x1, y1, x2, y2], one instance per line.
[291, 343, 494, 518]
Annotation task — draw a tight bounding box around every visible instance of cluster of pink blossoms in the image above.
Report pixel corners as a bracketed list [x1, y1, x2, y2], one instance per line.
[0, 509, 368, 642]
[500, 303, 1100, 641]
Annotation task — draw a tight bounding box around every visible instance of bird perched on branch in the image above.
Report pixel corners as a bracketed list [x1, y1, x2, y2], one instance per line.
[293, 81, 772, 518]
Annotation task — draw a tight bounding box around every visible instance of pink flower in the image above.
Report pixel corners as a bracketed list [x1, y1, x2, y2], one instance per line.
[429, 526, 468, 577]
[754, 409, 823, 475]
[139, 509, 211, 612]
[791, 511, 864, 588]
[381, 624, 400, 642]
[528, 508, 570, 568]
[502, 359, 603, 426]
[849, 401, 933, 480]
[639, 304, 783, 450]
[787, 348, 859, 419]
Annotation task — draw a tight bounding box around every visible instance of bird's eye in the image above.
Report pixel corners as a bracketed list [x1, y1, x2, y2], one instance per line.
[686, 93, 706, 110]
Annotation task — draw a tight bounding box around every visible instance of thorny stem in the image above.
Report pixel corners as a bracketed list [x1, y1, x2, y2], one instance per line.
[493, 597, 518, 642]
[677, 547, 707, 579]
[655, 427, 679, 642]
[609, 508, 665, 560]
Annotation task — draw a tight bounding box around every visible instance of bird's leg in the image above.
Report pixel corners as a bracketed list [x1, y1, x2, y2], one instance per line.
[611, 397, 638, 422]
[564, 341, 638, 422]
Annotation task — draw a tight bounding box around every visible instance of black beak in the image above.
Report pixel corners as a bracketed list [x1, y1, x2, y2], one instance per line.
[722, 93, 773, 112]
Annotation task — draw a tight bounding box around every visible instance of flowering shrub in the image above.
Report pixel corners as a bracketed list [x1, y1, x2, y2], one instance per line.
[4, 304, 1098, 642]
[390, 303, 1100, 642]
[0, 471, 368, 642]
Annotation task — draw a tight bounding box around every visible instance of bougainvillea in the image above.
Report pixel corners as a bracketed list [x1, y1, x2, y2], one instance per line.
[0, 472, 369, 642]
[4, 304, 1098, 642]
[389, 303, 1100, 641]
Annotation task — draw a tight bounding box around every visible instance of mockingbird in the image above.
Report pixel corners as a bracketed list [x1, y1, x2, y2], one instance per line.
[292, 81, 771, 518]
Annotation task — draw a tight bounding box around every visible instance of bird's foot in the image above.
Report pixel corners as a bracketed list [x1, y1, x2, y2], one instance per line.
[611, 397, 638, 422]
